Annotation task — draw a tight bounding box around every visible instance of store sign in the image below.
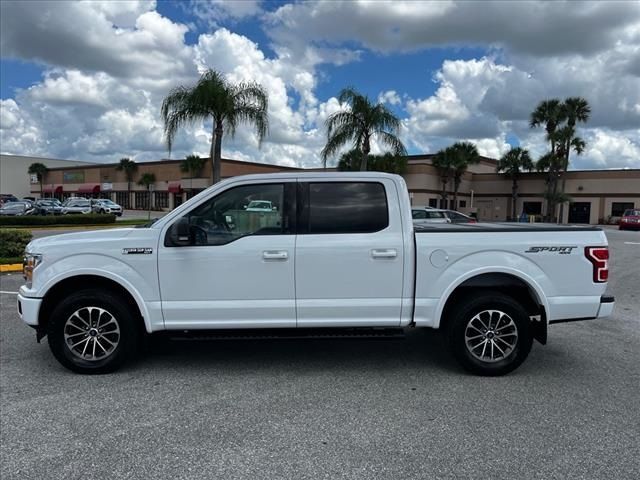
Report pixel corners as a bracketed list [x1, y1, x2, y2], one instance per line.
[102, 182, 113, 191]
[30, 174, 38, 184]
[63, 171, 85, 183]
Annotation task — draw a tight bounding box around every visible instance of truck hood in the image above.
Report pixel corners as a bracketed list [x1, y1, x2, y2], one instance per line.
[26, 228, 135, 253]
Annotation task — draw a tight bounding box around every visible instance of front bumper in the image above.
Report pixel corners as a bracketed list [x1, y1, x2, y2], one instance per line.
[17, 293, 42, 326]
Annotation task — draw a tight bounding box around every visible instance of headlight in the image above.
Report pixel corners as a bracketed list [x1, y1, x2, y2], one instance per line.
[23, 253, 43, 288]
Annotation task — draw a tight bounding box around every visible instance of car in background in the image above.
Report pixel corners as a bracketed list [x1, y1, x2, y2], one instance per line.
[411, 208, 449, 224]
[0, 201, 35, 216]
[0, 194, 19, 207]
[245, 200, 276, 212]
[34, 199, 63, 215]
[61, 198, 92, 215]
[619, 209, 640, 231]
[91, 199, 123, 216]
[441, 209, 477, 224]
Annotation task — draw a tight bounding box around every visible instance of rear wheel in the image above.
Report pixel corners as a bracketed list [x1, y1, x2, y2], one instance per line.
[47, 290, 139, 374]
[446, 291, 533, 376]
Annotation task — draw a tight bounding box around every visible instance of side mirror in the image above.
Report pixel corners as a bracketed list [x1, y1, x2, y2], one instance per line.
[243, 204, 248, 209]
[171, 217, 192, 246]
[272, 206, 277, 211]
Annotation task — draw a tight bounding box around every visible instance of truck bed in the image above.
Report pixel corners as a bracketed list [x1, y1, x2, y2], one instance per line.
[414, 222, 602, 233]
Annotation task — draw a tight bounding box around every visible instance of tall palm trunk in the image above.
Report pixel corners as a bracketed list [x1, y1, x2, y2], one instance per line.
[440, 176, 448, 209]
[511, 176, 518, 220]
[360, 136, 370, 171]
[211, 120, 224, 184]
[453, 176, 461, 211]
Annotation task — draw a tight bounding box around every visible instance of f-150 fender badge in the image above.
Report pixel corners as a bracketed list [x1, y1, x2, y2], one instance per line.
[525, 246, 577, 254]
[122, 247, 153, 255]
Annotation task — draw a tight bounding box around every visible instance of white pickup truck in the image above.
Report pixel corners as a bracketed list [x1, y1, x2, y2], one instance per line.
[18, 173, 615, 375]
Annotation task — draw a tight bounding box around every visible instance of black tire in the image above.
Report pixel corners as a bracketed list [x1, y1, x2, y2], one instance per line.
[445, 291, 533, 376]
[47, 289, 139, 374]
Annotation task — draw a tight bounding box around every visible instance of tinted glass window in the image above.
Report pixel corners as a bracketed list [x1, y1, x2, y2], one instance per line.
[426, 211, 445, 219]
[428, 198, 438, 208]
[612, 202, 634, 216]
[173, 183, 286, 246]
[307, 182, 388, 234]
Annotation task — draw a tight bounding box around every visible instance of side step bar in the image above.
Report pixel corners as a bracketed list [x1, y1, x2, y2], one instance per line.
[161, 327, 406, 341]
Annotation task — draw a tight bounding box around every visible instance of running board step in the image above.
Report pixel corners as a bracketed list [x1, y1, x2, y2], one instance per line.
[162, 327, 406, 341]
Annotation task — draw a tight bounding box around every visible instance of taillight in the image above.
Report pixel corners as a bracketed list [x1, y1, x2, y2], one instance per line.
[585, 247, 609, 283]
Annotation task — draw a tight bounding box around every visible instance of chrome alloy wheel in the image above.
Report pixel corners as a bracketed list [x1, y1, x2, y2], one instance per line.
[63, 307, 120, 361]
[464, 310, 518, 363]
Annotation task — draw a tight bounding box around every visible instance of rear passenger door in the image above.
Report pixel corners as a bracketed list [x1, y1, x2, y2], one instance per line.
[295, 180, 404, 327]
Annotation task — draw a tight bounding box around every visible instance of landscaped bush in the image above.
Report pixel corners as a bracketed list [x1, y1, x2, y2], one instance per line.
[0, 229, 32, 258]
[0, 214, 116, 226]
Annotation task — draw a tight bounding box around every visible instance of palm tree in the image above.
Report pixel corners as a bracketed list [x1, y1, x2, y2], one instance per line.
[497, 147, 534, 220]
[450, 142, 480, 210]
[161, 69, 269, 184]
[28, 163, 48, 198]
[180, 154, 206, 192]
[337, 149, 407, 174]
[137, 173, 156, 213]
[432, 147, 455, 209]
[530, 99, 566, 220]
[115, 158, 137, 208]
[321, 87, 406, 171]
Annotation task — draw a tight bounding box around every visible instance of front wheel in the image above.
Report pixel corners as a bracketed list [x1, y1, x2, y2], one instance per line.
[47, 290, 139, 374]
[445, 291, 533, 376]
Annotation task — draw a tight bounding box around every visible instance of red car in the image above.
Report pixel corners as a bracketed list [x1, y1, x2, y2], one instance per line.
[619, 209, 640, 230]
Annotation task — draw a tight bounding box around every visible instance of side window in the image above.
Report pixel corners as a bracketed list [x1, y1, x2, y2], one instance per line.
[170, 183, 286, 246]
[305, 182, 388, 234]
[412, 209, 426, 219]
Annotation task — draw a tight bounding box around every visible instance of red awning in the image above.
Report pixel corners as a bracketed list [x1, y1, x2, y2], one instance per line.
[43, 185, 63, 194]
[77, 184, 100, 194]
[168, 181, 182, 193]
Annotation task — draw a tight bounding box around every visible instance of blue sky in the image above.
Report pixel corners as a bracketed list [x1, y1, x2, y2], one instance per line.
[1, 1, 638, 169]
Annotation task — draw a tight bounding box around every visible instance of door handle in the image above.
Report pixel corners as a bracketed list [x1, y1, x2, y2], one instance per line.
[263, 250, 288, 260]
[371, 249, 397, 259]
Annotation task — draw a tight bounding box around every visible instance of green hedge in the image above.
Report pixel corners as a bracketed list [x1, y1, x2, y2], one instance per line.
[0, 214, 116, 226]
[0, 229, 32, 258]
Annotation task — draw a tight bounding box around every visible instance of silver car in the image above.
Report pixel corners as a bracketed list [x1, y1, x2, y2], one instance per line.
[411, 208, 450, 224]
[0, 202, 35, 216]
[92, 199, 123, 216]
[62, 198, 92, 214]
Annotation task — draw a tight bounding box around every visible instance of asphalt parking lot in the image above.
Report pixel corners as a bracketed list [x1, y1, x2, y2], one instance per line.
[1, 228, 638, 479]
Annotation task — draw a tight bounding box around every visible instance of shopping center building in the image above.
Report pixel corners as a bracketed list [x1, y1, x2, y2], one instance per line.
[4, 153, 638, 224]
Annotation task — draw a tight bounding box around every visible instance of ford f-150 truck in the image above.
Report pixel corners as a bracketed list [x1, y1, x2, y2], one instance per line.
[17, 173, 615, 375]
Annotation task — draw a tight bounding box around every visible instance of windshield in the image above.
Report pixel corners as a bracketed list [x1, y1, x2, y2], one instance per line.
[623, 209, 640, 216]
[247, 201, 272, 209]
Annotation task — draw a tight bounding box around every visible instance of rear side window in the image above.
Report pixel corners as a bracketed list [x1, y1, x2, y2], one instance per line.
[305, 182, 388, 234]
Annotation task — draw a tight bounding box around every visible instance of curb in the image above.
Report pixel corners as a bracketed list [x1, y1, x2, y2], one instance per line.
[0, 264, 22, 273]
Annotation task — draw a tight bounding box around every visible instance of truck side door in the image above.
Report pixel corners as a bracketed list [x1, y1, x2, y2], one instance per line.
[295, 179, 404, 327]
[158, 180, 297, 329]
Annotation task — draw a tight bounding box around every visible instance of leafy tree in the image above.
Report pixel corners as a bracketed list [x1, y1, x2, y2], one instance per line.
[115, 157, 137, 206]
[337, 150, 407, 174]
[161, 69, 269, 184]
[432, 147, 456, 209]
[530, 99, 566, 219]
[180, 154, 206, 191]
[28, 163, 48, 198]
[449, 142, 480, 211]
[497, 147, 534, 220]
[137, 172, 156, 190]
[321, 87, 406, 171]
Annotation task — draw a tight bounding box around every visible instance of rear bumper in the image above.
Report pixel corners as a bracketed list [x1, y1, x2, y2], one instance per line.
[549, 295, 615, 324]
[17, 293, 42, 326]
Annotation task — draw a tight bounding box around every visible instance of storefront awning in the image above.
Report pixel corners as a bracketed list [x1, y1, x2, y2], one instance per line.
[77, 184, 100, 194]
[43, 185, 63, 194]
[168, 181, 182, 193]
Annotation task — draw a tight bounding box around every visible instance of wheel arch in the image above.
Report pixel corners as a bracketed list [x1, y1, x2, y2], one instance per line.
[38, 274, 152, 334]
[436, 270, 548, 344]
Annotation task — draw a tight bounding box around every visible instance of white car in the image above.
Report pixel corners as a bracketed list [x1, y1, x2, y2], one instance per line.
[411, 208, 450, 224]
[245, 200, 275, 212]
[92, 199, 123, 216]
[18, 172, 614, 376]
[61, 198, 92, 215]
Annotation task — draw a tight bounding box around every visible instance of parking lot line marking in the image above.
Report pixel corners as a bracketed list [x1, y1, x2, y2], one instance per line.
[0, 291, 18, 295]
[624, 242, 640, 245]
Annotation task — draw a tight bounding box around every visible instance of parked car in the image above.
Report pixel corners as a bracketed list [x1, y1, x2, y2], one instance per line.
[34, 199, 63, 215]
[245, 200, 276, 212]
[411, 208, 449, 224]
[0, 201, 35, 216]
[61, 198, 92, 214]
[619, 209, 640, 230]
[0, 194, 19, 207]
[441, 209, 477, 224]
[91, 199, 123, 216]
[18, 172, 615, 376]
